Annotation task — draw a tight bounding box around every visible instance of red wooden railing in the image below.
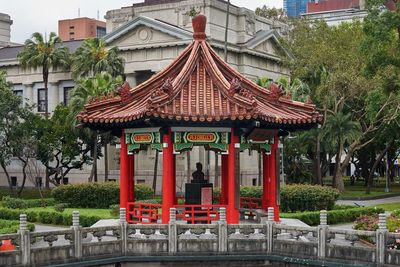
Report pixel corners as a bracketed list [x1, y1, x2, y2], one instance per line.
[173, 204, 227, 224]
[239, 197, 262, 210]
[127, 202, 162, 224]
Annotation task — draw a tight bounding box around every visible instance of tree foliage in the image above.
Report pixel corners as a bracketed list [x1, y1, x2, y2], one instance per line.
[72, 38, 124, 78]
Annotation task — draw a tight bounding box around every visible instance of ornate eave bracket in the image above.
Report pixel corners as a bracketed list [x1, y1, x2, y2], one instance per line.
[267, 82, 284, 102]
[228, 78, 257, 108]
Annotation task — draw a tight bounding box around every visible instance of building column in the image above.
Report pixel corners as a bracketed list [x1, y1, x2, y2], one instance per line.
[262, 153, 270, 211]
[24, 83, 34, 106]
[220, 154, 228, 205]
[120, 130, 129, 221]
[227, 128, 239, 224]
[128, 154, 135, 203]
[269, 135, 280, 221]
[162, 128, 175, 224]
[48, 81, 59, 114]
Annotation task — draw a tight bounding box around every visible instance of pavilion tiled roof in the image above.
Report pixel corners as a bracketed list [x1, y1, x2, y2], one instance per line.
[77, 15, 322, 127]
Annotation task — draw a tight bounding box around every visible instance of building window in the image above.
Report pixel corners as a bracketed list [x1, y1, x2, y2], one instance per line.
[63, 87, 73, 106]
[13, 90, 23, 98]
[11, 176, 17, 187]
[96, 26, 106, 37]
[37, 88, 47, 112]
[69, 26, 74, 29]
[137, 179, 146, 184]
[35, 177, 42, 188]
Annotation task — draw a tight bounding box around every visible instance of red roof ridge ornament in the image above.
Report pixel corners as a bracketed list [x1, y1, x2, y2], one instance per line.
[192, 15, 206, 40]
[228, 77, 242, 96]
[118, 81, 131, 104]
[161, 77, 173, 95]
[268, 82, 283, 102]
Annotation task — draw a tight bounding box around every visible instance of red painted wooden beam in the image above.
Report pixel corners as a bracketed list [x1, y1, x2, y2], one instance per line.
[162, 128, 175, 224]
[119, 130, 129, 221]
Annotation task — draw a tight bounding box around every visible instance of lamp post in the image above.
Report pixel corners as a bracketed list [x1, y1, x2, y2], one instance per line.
[385, 146, 390, 193]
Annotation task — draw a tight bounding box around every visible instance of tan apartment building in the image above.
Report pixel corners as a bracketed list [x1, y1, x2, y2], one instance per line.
[58, 17, 106, 41]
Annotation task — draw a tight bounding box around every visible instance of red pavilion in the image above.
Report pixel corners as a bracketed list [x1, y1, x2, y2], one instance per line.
[77, 15, 321, 224]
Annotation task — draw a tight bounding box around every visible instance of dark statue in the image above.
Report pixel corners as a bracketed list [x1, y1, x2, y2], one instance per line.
[192, 162, 206, 183]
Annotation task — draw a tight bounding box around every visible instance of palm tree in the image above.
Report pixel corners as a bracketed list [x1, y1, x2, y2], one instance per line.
[72, 38, 124, 78]
[69, 72, 123, 182]
[18, 32, 70, 116]
[323, 112, 361, 192]
[72, 38, 124, 182]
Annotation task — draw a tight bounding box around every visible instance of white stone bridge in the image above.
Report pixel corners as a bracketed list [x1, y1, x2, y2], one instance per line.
[0, 208, 399, 267]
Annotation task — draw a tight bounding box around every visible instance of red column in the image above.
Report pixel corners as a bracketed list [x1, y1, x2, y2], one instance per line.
[269, 135, 280, 221]
[128, 154, 135, 202]
[173, 154, 177, 204]
[220, 154, 228, 205]
[227, 128, 239, 224]
[162, 128, 174, 224]
[119, 130, 129, 221]
[262, 153, 270, 211]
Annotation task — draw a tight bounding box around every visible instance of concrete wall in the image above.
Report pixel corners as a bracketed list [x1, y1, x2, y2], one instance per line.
[0, 13, 12, 47]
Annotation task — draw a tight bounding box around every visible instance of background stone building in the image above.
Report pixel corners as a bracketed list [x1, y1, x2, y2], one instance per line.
[0, 0, 288, 191]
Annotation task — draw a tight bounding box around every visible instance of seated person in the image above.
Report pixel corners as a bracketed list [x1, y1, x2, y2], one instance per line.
[192, 162, 207, 183]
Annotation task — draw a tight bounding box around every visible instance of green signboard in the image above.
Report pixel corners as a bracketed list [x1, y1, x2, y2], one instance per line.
[173, 132, 230, 153]
[125, 132, 162, 152]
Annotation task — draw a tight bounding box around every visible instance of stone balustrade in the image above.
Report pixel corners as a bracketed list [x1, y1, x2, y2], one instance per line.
[0, 208, 398, 266]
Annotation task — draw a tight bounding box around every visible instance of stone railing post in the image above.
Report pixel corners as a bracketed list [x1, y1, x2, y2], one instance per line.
[376, 213, 387, 265]
[266, 207, 275, 253]
[120, 208, 128, 254]
[317, 210, 328, 259]
[71, 211, 82, 259]
[19, 214, 31, 266]
[168, 208, 177, 253]
[218, 207, 227, 253]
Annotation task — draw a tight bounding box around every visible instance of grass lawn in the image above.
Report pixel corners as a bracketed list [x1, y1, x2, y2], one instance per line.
[340, 183, 400, 198]
[374, 202, 400, 211]
[25, 207, 117, 219]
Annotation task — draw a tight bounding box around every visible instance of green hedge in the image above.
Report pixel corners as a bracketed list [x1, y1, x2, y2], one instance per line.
[52, 182, 153, 208]
[0, 208, 101, 227]
[280, 184, 339, 212]
[0, 219, 35, 234]
[281, 207, 385, 226]
[2, 196, 56, 209]
[214, 184, 339, 212]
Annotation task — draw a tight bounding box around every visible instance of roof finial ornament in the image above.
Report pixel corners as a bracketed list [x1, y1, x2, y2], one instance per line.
[118, 81, 131, 104]
[229, 77, 242, 96]
[192, 14, 206, 40]
[268, 82, 283, 102]
[161, 78, 173, 95]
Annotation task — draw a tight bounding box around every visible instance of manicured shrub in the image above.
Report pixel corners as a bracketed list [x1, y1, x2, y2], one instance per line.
[2, 196, 56, 209]
[0, 219, 34, 234]
[214, 184, 339, 212]
[54, 203, 69, 213]
[0, 208, 100, 227]
[135, 184, 154, 200]
[109, 204, 120, 217]
[2, 196, 26, 209]
[282, 207, 385, 226]
[280, 184, 339, 212]
[52, 182, 154, 208]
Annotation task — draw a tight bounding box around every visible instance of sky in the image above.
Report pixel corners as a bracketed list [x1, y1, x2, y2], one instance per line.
[1, 0, 282, 44]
